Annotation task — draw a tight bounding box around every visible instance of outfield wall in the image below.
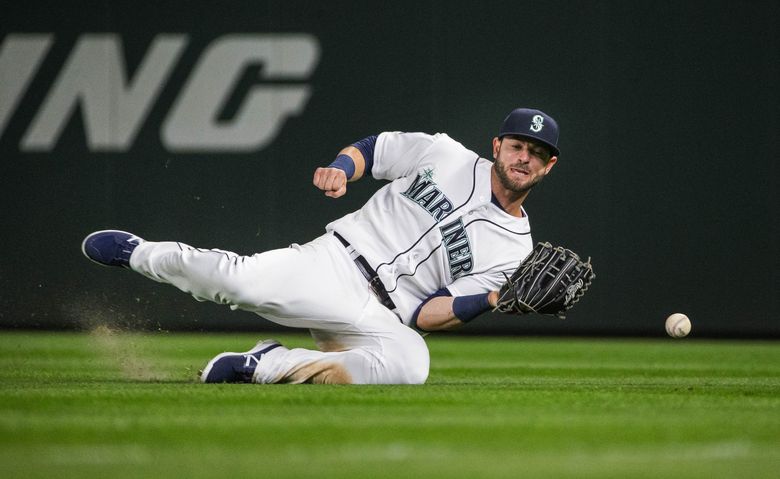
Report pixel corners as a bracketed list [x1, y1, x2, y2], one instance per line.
[1, 1, 777, 337]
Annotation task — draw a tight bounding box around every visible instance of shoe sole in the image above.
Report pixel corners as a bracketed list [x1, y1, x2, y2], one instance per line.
[199, 340, 281, 383]
[81, 229, 141, 268]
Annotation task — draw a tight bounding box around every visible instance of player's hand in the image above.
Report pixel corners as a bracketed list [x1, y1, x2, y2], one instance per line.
[487, 291, 499, 308]
[313, 167, 348, 198]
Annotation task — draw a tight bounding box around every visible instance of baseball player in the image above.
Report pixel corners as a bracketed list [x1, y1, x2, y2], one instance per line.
[82, 108, 560, 385]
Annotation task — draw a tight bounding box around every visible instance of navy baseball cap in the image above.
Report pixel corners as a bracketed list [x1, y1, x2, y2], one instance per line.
[498, 108, 560, 157]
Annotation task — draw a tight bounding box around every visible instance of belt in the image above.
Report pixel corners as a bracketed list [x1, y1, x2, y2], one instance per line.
[333, 232, 397, 311]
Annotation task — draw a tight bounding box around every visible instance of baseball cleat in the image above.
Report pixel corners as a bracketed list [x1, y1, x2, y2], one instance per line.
[200, 340, 282, 383]
[81, 230, 144, 268]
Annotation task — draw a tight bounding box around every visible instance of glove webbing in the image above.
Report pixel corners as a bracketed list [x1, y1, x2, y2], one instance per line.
[524, 248, 582, 314]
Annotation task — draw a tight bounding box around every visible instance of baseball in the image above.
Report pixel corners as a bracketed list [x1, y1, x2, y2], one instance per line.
[665, 313, 691, 338]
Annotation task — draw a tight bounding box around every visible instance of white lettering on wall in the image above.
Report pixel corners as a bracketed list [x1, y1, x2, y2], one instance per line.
[0, 33, 321, 153]
[22, 34, 187, 152]
[0, 34, 53, 139]
[163, 34, 319, 152]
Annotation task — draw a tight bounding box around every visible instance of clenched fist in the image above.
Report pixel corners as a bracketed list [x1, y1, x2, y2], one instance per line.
[313, 167, 348, 198]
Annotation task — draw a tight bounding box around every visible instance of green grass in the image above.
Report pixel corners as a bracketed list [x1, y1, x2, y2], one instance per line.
[1, 331, 778, 478]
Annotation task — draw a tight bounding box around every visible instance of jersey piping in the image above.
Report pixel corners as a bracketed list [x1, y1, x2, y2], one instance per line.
[385, 216, 531, 292]
[375, 155, 480, 272]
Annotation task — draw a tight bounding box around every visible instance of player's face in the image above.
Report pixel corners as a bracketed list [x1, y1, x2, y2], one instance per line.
[492, 136, 557, 194]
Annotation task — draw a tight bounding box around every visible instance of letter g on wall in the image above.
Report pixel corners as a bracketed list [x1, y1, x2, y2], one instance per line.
[162, 34, 320, 153]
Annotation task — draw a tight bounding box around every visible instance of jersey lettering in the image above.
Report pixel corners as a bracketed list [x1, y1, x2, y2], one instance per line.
[440, 218, 473, 279]
[428, 195, 453, 220]
[401, 172, 453, 221]
[417, 188, 441, 208]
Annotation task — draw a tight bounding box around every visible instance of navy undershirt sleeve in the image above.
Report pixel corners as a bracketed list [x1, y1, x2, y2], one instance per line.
[351, 135, 377, 177]
[411, 288, 452, 331]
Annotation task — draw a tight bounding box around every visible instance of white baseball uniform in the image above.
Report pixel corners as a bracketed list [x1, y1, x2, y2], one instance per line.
[129, 132, 534, 384]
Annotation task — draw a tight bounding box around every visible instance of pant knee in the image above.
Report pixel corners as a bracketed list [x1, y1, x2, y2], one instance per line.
[402, 349, 430, 384]
[388, 332, 430, 385]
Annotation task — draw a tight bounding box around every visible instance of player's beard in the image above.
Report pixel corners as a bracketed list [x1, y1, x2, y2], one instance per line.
[494, 157, 545, 194]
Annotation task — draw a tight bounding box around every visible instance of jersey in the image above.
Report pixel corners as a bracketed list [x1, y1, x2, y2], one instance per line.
[326, 132, 535, 325]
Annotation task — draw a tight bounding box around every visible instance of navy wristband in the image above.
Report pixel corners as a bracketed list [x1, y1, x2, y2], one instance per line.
[452, 293, 492, 323]
[327, 154, 356, 179]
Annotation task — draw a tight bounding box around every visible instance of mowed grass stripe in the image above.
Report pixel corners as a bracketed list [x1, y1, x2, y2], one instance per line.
[0, 332, 778, 479]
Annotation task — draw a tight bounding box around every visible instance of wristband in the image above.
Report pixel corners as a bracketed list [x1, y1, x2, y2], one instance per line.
[327, 154, 356, 179]
[452, 293, 492, 323]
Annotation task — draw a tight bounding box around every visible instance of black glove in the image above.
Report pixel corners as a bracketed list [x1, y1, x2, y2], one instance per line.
[495, 242, 595, 319]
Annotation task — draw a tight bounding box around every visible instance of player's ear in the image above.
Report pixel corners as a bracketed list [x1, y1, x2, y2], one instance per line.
[544, 156, 558, 174]
[492, 137, 501, 159]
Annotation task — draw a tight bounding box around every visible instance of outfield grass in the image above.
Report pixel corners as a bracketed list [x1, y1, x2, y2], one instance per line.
[0, 331, 778, 479]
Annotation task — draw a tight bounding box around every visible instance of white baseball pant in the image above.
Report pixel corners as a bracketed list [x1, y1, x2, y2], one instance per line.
[129, 233, 430, 384]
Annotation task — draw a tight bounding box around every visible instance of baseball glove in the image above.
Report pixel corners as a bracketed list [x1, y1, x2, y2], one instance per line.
[494, 242, 595, 319]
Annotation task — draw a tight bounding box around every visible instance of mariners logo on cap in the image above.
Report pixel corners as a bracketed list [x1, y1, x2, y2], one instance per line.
[530, 115, 544, 132]
[499, 108, 560, 156]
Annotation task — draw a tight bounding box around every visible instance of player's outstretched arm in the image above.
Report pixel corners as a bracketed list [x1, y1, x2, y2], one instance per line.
[313, 146, 367, 198]
[416, 292, 499, 331]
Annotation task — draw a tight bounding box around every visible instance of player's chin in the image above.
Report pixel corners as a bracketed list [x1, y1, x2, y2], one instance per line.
[511, 177, 530, 189]
[509, 178, 539, 194]
[507, 172, 530, 186]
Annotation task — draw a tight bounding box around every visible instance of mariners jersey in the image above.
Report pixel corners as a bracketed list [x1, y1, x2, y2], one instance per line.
[326, 132, 534, 325]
